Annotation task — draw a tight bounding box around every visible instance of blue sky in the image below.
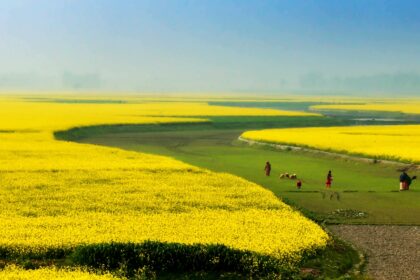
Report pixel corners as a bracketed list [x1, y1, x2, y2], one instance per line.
[1, 0, 420, 94]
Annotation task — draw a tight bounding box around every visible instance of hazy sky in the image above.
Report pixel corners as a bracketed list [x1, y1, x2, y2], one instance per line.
[1, 0, 420, 94]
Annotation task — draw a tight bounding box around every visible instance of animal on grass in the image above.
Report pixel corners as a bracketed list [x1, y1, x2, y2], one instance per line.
[279, 173, 298, 179]
[330, 192, 340, 201]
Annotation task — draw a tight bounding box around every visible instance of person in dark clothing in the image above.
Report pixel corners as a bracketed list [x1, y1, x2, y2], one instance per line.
[400, 171, 409, 190]
[400, 171, 417, 190]
[399, 171, 409, 182]
[264, 161, 271, 176]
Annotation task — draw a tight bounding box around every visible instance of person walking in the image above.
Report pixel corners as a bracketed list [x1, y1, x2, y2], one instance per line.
[264, 161, 271, 176]
[326, 170, 333, 188]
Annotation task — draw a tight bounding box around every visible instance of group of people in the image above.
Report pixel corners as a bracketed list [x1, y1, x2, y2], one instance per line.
[399, 171, 416, 191]
[265, 161, 416, 190]
[264, 161, 333, 189]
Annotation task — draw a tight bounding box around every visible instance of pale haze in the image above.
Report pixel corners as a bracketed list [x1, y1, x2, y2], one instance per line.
[1, 0, 420, 95]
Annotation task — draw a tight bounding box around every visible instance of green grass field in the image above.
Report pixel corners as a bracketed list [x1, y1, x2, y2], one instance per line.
[79, 128, 419, 225]
[63, 116, 420, 226]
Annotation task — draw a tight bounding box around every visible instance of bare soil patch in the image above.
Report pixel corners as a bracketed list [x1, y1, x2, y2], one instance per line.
[328, 225, 419, 280]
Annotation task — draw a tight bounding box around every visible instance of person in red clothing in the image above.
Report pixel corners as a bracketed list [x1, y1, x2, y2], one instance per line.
[326, 170, 333, 188]
[264, 161, 271, 176]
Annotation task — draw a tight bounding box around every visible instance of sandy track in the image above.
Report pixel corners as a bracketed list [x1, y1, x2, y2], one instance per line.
[328, 225, 419, 280]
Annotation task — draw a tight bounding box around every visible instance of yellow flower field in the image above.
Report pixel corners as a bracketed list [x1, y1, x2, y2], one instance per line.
[311, 100, 420, 115]
[0, 97, 328, 270]
[242, 125, 420, 163]
[0, 266, 120, 280]
[0, 97, 315, 131]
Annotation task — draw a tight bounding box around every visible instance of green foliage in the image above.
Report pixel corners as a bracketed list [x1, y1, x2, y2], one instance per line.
[0, 246, 70, 260]
[70, 241, 292, 278]
[300, 238, 361, 279]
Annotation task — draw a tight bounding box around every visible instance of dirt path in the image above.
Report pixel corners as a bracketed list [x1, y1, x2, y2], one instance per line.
[328, 225, 420, 280]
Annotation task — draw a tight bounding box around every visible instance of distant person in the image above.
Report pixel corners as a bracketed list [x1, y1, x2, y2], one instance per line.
[400, 171, 409, 191]
[264, 161, 271, 176]
[399, 171, 417, 191]
[296, 180, 302, 189]
[326, 170, 333, 188]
